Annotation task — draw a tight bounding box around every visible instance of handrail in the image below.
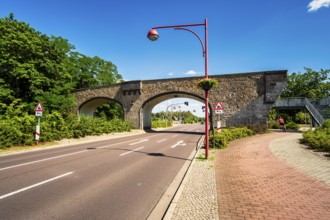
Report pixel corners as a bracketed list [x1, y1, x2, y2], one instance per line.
[274, 97, 325, 126]
[304, 98, 324, 125]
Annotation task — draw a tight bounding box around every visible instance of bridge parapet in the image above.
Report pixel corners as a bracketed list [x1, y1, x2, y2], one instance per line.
[73, 70, 288, 129]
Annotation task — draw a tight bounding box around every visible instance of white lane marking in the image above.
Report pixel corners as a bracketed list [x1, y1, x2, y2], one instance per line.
[170, 140, 186, 149]
[98, 134, 160, 149]
[129, 139, 148, 146]
[157, 139, 167, 143]
[120, 147, 144, 156]
[0, 172, 73, 200]
[0, 150, 88, 171]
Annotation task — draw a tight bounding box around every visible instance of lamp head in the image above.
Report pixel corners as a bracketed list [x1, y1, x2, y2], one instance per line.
[147, 29, 159, 41]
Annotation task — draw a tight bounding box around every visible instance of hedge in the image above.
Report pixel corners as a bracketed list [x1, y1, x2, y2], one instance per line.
[302, 119, 330, 152]
[209, 127, 254, 149]
[0, 112, 133, 149]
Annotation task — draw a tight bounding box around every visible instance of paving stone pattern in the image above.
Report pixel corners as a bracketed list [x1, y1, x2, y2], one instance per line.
[269, 133, 330, 186]
[215, 132, 330, 220]
[170, 150, 219, 220]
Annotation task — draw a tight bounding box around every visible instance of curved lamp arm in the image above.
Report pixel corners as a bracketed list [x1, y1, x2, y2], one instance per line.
[174, 27, 206, 57]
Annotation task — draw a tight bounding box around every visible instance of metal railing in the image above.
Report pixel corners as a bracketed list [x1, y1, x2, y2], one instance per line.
[274, 97, 325, 126]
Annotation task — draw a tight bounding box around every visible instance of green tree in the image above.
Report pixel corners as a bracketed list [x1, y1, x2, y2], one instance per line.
[0, 14, 123, 115]
[94, 102, 124, 120]
[281, 67, 330, 99]
[0, 14, 75, 114]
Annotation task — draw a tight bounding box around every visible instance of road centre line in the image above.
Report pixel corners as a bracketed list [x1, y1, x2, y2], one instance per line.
[120, 147, 144, 156]
[0, 133, 168, 171]
[0, 172, 73, 200]
[129, 139, 148, 145]
[98, 134, 160, 149]
[157, 139, 167, 143]
[0, 150, 88, 171]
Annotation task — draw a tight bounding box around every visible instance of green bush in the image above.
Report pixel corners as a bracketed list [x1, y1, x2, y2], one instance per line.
[209, 127, 254, 149]
[322, 119, 330, 128]
[302, 122, 330, 152]
[152, 119, 172, 128]
[286, 122, 299, 130]
[267, 121, 298, 130]
[247, 124, 268, 134]
[0, 113, 133, 149]
[295, 111, 310, 124]
[268, 121, 280, 129]
[0, 114, 35, 148]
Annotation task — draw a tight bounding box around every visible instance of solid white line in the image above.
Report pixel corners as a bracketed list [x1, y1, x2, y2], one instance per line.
[129, 139, 148, 146]
[0, 150, 88, 171]
[157, 139, 167, 143]
[120, 147, 144, 156]
[0, 172, 73, 200]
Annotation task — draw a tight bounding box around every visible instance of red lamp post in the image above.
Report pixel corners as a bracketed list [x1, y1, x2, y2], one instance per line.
[147, 19, 210, 159]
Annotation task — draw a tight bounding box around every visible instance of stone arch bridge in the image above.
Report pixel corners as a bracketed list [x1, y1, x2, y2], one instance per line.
[73, 70, 287, 129]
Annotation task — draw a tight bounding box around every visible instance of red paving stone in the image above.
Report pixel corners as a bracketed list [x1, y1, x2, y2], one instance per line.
[215, 132, 330, 220]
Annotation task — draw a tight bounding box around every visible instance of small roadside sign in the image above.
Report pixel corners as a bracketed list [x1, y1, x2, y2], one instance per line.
[213, 101, 224, 110]
[215, 110, 223, 114]
[35, 111, 43, 117]
[34, 101, 44, 141]
[34, 101, 44, 112]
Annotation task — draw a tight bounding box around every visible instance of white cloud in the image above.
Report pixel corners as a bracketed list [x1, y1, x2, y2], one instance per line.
[168, 72, 174, 76]
[185, 70, 197, 75]
[308, 0, 330, 12]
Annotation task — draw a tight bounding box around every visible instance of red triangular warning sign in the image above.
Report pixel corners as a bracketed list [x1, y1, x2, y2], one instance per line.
[213, 101, 224, 110]
[34, 102, 44, 112]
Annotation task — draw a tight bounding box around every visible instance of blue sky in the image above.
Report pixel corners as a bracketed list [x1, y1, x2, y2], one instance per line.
[1, 0, 329, 116]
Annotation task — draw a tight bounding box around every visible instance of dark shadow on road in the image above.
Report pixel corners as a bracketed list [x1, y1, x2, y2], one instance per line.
[144, 129, 204, 136]
[92, 147, 193, 161]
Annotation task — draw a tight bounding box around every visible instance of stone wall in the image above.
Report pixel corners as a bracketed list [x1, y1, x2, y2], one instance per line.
[73, 70, 287, 129]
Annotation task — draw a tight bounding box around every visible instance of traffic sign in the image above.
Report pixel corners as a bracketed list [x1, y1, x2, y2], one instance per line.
[215, 110, 223, 114]
[34, 101, 44, 112]
[35, 111, 43, 117]
[213, 101, 224, 110]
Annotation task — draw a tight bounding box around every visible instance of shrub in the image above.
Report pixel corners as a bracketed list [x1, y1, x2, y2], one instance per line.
[152, 119, 172, 128]
[209, 127, 254, 149]
[247, 124, 268, 134]
[302, 126, 330, 152]
[295, 111, 310, 124]
[286, 122, 299, 130]
[323, 119, 330, 128]
[0, 114, 35, 148]
[0, 113, 133, 149]
[268, 121, 280, 129]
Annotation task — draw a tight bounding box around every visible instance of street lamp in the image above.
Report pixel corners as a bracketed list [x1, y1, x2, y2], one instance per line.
[147, 19, 210, 159]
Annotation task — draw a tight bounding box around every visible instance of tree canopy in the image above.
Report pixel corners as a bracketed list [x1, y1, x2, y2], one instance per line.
[281, 67, 330, 99]
[0, 14, 123, 116]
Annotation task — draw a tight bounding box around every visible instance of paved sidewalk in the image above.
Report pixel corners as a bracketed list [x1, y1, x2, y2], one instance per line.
[215, 132, 330, 220]
[169, 131, 330, 219]
[168, 149, 219, 220]
[269, 133, 330, 186]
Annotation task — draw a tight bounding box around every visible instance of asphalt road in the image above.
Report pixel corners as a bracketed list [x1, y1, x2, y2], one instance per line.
[0, 124, 204, 220]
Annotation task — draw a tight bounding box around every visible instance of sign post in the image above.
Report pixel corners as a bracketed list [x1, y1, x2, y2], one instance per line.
[34, 101, 44, 141]
[213, 101, 224, 132]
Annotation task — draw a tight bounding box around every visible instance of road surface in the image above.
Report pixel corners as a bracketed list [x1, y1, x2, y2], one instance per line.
[0, 124, 204, 220]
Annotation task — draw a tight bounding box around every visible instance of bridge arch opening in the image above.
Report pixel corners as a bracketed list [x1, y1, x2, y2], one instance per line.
[78, 97, 124, 120]
[141, 92, 213, 130]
